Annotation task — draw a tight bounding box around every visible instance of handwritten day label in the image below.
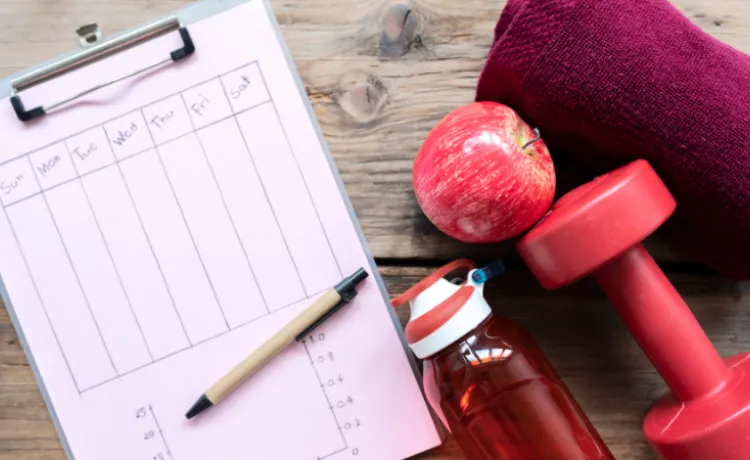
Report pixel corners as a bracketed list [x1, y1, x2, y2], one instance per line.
[104, 111, 155, 161]
[220, 62, 270, 114]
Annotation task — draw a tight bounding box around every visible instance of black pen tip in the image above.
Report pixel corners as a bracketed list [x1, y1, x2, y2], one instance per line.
[349, 267, 368, 285]
[186, 394, 213, 419]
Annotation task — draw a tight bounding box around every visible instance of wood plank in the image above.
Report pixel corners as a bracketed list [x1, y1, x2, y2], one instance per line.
[1, 0, 748, 263]
[1, 1, 748, 459]
[3, 266, 748, 459]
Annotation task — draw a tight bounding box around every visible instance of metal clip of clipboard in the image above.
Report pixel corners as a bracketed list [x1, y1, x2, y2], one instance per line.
[9, 16, 195, 123]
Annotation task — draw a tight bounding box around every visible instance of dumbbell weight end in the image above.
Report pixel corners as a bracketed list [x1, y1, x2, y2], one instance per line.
[644, 351, 750, 460]
[597, 242, 750, 459]
[517, 159, 750, 459]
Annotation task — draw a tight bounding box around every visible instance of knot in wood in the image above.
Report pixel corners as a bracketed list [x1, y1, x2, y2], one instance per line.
[380, 3, 422, 58]
[336, 72, 388, 124]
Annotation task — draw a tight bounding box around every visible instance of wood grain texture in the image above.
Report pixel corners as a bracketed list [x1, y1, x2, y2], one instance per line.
[1, 0, 749, 459]
[268, 0, 750, 265]
[1, 0, 748, 264]
[2, 267, 749, 459]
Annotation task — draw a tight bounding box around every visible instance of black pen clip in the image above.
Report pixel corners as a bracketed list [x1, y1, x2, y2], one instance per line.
[295, 268, 369, 342]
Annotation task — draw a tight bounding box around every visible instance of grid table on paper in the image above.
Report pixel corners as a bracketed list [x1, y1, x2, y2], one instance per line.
[0, 61, 343, 393]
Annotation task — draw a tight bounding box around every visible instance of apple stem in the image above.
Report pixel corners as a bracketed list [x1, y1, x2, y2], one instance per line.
[522, 128, 541, 150]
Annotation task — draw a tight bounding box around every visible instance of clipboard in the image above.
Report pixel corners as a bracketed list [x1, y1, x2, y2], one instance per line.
[0, 1, 443, 458]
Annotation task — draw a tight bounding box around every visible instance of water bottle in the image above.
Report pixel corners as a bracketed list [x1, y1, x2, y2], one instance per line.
[391, 259, 613, 459]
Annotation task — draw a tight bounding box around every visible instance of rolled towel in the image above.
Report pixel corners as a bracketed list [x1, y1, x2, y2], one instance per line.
[476, 0, 750, 280]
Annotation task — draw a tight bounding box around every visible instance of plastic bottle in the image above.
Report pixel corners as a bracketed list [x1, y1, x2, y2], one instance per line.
[391, 259, 613, 460]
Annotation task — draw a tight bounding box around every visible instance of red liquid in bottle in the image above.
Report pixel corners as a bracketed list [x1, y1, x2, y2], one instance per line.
[423, 315, 613, 460]
[392, 260, 613, 460]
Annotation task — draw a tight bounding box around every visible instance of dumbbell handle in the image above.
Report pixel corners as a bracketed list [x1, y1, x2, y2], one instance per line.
[594, 243, 730, 402]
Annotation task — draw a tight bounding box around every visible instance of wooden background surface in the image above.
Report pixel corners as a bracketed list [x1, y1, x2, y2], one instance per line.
[1, 0, 749, 459]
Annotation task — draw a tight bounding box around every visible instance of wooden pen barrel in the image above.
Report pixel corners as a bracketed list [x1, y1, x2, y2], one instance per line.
[206, 288, 342, 403]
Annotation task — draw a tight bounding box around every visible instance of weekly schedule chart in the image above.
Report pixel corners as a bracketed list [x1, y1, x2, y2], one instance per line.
[3, 60, 333, 393]
[0, 1, 441, 459]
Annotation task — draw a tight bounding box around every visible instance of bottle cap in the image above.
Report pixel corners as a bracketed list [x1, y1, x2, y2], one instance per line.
[392, 259, 501, 359]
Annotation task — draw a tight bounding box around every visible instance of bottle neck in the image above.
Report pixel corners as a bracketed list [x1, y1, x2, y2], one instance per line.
[403, 265, 495, 360]
[408, 285, 493, 360]
[423, 313, 495, 360]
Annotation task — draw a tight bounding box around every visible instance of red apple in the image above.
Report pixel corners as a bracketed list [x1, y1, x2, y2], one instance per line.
[412, 101, 555, 243]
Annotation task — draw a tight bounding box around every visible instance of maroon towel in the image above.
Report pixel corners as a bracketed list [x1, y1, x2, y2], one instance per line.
[475, 0, 750, 280]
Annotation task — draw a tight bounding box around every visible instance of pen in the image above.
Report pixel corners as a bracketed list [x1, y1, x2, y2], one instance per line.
[185, 267, 369, 419]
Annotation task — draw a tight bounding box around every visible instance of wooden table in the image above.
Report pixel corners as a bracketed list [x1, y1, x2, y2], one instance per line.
[1, 1, 748, 459]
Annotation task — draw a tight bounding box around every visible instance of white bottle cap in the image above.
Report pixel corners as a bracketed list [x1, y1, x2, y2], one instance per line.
[392, 260, 493, 359]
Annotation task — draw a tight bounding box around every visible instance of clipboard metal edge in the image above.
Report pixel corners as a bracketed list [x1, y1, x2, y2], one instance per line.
[9, 17, 195, 123]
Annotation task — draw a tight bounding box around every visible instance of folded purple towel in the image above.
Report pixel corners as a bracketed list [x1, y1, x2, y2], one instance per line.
[476, 0, 750, 279]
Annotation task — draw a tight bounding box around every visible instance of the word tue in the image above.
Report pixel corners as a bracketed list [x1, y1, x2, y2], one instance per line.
[72, 143, 98, 161]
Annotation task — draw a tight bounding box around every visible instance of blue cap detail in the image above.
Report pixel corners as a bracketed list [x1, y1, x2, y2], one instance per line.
[471, 260, 506, 284]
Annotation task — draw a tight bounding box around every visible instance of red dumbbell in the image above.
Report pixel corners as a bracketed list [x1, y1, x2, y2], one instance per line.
[516, 159, 750, 460]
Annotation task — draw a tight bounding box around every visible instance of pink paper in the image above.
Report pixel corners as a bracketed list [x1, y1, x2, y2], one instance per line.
[0, 1, 442, 458]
